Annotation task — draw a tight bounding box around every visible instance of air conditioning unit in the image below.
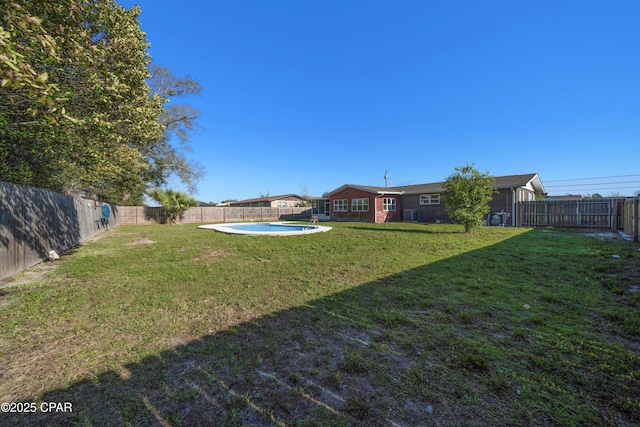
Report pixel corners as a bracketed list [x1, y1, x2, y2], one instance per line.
[489, 211, 510, 226]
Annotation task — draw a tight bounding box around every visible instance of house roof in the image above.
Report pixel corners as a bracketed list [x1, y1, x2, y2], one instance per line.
[492, 173, 545, 193]
[387, 182, 445, 194]
[228, 194, 305, 205]
[329, 173, 546, 196]
[327, 184, 405, 196]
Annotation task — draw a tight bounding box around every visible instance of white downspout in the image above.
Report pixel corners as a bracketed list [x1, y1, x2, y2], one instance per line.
[511, 187, 516, 226]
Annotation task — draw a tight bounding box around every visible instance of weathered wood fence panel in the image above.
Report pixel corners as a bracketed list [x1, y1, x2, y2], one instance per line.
[520, 199, 620, 229]
[114, 206, 311, 225]
[1, 182, 119, 280]
[223, 208, 246, 222]
[623, 198, 640, 242]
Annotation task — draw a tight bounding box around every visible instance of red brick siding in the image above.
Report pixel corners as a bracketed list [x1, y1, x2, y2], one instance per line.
[329, 188, 376, 222]
[375, 196, 401, 223]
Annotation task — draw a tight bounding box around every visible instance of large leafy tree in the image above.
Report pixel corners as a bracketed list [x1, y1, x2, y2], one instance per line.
[144, 65, 204, 194]
[0, 2, 65, 122]
[1, 0, 163, 199]
[442, 164, 496, 233]
[0, 1, 203, 204]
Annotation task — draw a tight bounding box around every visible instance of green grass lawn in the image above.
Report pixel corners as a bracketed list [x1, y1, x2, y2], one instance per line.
[0, 222, 638, 426]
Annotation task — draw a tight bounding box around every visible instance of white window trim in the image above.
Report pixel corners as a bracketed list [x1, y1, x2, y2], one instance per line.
[420, 194, 440, 205]
[333, 199, 348, 212]
[383, 198, 396, 211]
[351, 198, 369, 212]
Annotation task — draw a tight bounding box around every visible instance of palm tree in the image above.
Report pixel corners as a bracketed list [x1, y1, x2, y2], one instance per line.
[149, 188, 197, 224]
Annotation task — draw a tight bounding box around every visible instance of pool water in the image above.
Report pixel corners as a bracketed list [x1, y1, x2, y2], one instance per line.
[227, 223, 315, 232]
[198, 222, 332, 236]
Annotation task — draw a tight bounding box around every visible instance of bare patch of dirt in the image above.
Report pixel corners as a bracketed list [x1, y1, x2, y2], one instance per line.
[128, 237, 154, 245]
[0, 263, 59, 290]
[163, 336, 193, 348]
[584, 231, 632, 241]
[193, 250, 229, 263]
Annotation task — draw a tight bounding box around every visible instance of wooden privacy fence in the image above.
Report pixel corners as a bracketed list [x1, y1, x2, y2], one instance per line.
[0, 181, 119, 280]
[115, 206, 312, 225]
[622, 197, 640, 242]
[1, 179, 312, 280]
[519, 199, 625, 229]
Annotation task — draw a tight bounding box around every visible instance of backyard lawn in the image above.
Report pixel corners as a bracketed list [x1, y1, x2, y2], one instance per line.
[0, 222, 638, 426]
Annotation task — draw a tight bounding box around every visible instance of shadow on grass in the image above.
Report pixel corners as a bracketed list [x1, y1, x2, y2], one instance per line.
[2, 230, 639, 426]
[0, 181, 121, 281]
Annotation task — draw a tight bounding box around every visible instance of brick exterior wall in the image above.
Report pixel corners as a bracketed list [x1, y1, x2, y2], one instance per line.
[330, 188, 376, 222]
[375, 196, 401, 223]
[400, 194, 449, 223]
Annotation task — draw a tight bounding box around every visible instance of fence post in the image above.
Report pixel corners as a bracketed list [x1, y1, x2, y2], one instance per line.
[634, 197, 639, 243]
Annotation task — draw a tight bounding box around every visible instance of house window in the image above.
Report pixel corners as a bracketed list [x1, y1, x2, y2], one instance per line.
[333, 199, 348, 212]
[383, 198, 396, 211]
[420, 194, 440, 205]
[276, 201, 288, 208]
[351, 198, 369, 212]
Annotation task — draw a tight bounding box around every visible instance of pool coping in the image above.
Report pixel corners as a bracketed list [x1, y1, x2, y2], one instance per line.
[197, 222, 332, 236]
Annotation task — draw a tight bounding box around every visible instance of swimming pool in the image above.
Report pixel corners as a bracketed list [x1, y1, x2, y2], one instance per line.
[198, 222, 332, 236]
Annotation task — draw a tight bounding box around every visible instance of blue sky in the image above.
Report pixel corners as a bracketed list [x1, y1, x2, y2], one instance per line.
[121, 0, 639, 201]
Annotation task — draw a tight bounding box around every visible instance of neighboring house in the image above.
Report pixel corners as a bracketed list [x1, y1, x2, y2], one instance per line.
[328, 173, 546, 226]
[225, 194, 310, 208]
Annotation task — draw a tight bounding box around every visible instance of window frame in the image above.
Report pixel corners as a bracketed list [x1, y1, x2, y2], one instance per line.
[383, 197, 396, 211]
[333, 199, 348, 212]
[351, 198, 369, 212]
[419, 194, 440, 205]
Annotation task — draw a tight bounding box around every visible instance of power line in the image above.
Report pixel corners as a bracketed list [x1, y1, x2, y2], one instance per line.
[545, 174, 640, 183]
[550, 185, 639, 190]
[546, 180, 640, 188]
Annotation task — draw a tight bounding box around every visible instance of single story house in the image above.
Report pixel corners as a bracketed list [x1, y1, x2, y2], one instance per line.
[328, 173, 546, 226]
[224, 194, 310, 208]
